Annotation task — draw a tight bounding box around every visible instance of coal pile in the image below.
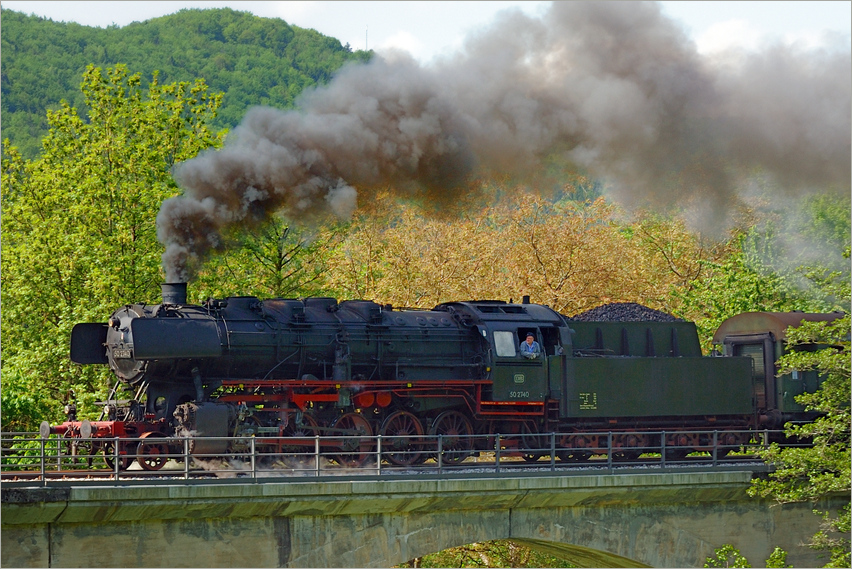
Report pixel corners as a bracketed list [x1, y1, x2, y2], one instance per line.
[570, 303, 682, 322]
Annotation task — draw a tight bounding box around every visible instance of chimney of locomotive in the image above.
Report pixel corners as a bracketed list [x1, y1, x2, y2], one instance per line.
[161, 282, 188, 305]
[522, 295, 530, 305]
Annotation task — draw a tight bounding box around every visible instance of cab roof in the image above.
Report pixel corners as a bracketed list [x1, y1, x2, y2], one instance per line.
[435, 300, 566, 326]
[712, 312, 845, 344]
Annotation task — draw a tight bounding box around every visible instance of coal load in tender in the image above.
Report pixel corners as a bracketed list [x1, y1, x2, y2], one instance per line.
[570, 302, 682, 322]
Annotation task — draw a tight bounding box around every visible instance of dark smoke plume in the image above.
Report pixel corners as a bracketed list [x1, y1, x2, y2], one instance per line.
[158, 1, 851, 282]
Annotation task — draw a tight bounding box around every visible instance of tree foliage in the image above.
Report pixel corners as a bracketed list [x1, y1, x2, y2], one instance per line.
[189, 215, 345, 302]
[704, 544, 753, 568]
[703, 544, 792, 568]
[673, 194, 850, 352]
[322, 191, 724, 318]
[748, 314, 851, 567]
[1, 7, 371, 158]
[0, 65, 224, 430]
[398, 540, 574, 568]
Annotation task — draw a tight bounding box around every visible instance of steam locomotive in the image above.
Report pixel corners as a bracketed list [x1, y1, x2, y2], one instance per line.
[44, 282, 841, 470]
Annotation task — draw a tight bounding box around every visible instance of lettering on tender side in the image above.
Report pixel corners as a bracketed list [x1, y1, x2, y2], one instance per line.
[579, 392, 598, 410]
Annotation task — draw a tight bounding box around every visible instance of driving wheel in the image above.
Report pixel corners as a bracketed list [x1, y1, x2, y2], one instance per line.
[380, 410, 425, 466]
[332, 413, 374, 467]
[429, 410, 474, 465]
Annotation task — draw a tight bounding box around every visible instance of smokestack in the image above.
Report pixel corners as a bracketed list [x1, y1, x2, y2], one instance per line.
[161, 282, 188, 305]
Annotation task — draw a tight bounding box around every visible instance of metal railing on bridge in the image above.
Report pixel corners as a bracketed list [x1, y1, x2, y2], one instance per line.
[1, 429, 790, 486]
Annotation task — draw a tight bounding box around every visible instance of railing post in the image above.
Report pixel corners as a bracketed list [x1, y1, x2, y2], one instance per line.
[40, 437, 46, 487]
[495, 434, 501, 474]
[607, 432, 613, 471]
[314, 435, 321, 477]
[550, 432, 556, 471]
[183, 438, 190, 480]
[661, 431, 666, 468]
[250, 437, 257, 479]
[712, 430, 718, 466]
[437, 435, 443, 474]
[113, 437, 120, 480]
[377, 435, 382, 476]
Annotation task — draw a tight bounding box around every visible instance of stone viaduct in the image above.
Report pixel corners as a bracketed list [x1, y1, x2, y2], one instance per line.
[2, 470, 843, 568]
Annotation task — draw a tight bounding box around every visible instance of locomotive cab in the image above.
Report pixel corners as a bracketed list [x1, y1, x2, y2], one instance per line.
[436, 300, 570, 404]
[489, 327, 547, 401]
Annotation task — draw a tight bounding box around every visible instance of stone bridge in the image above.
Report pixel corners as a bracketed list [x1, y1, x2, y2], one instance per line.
[2, 471, 841, 568]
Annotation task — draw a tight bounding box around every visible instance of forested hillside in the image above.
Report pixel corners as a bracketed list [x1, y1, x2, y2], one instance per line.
[1, 7, 371, 157]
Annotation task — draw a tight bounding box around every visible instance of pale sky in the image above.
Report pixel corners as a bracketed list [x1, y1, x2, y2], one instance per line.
[3, 1, 851, 63]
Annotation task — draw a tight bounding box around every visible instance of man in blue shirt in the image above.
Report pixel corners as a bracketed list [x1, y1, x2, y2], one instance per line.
[519, 332, 541, 359]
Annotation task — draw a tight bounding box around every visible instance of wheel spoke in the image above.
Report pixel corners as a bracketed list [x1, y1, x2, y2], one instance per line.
[102, 441, 131, 470]
[380, 411, 425, 466]
[430, 411, 473, 465]
[332, 413, 373, 467]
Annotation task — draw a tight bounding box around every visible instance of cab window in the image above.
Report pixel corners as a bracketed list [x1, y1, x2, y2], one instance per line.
[494, 331, 517, 357]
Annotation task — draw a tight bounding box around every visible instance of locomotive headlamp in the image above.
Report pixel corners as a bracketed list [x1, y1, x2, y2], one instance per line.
[63, 403, 77, 421]
[108, 317, 120, 329]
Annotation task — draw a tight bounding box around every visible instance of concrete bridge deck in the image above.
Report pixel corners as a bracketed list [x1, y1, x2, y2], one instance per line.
[1, 470, 840, 568]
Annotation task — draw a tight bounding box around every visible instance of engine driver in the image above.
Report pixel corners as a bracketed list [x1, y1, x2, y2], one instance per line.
[519, 332, 541, 359]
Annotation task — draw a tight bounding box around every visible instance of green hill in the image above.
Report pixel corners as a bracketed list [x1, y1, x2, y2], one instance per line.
[1, 7, 372, 157]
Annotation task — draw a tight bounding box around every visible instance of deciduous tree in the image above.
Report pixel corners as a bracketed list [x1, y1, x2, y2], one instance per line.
[1, 65, 223, 429]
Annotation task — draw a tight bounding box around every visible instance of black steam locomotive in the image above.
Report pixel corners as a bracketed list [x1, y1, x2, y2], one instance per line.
[45, 282, 840, 469]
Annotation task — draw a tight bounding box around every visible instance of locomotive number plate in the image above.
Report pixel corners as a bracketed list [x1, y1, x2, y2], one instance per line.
[113, 348, 132, 359]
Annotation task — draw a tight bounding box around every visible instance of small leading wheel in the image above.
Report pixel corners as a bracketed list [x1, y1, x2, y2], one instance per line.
[429, 410, 474, 465]
[332, 413, 374, 467]
[136, 432, 169, 471]
[102, 441, 131, 470]
[380, 410, 425, 466]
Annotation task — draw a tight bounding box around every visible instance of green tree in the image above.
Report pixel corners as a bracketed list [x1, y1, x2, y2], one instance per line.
[749, 314, 851, 568]
[704, 544, 752, 568]
[398, 540, 574, 568]
[190, 214, 345, 301]
[0, 64, 224, 430]
[703, 544, 793, 568]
